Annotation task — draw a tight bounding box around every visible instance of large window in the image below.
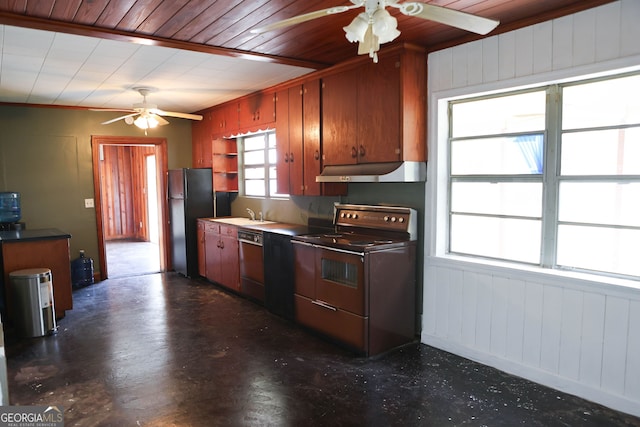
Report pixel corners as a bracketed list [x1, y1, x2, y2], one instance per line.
[242, 131, 285, 198]
[449, 72, 640, 280]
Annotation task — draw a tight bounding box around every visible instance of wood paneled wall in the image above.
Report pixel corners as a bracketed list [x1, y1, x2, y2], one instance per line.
[424, 0, 640, 417]
[101, 145, 154, 241]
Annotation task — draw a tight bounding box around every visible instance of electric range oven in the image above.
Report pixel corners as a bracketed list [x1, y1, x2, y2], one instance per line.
[291, 203, 418, 356]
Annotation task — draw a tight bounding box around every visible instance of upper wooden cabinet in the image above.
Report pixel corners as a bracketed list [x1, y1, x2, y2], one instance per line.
[322, 46, 426, 166]
[276, 81, 346, 197]
[211, 102, 239, 139]
[192, 110, 213, 168]
[238, 91, 276, 133]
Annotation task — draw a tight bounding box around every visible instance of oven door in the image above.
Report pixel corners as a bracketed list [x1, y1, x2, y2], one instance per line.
[313, 245, 366, 317]
[293, 241, 368, 352]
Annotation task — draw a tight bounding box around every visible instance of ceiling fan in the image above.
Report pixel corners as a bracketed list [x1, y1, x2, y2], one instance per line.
[251, 0, 499, 62]
[92, 87, 203, 134]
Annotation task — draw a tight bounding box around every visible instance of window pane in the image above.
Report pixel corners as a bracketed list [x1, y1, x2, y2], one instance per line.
[245, 180, 265, 196]
[450, 215, 541, 263]
[451, 135, 544, 175]
[557, 225, 640, 277]
[451, 91, 546, 138]
[268, 148, 277, 164]
[270, 179, 281, 197]
[561, 128, 640, 175]
[244, 150, 265, 165]
[559, 182, 640, 227]
[244, 167, 265, 179]
[452, 182, 542, 217]
[268, 132, 276, 148]
[244, 135, 266, 151]
[563, 74, 640, 130]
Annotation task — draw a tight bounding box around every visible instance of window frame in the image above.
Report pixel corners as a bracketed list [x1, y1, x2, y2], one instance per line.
[240, 130, 288, 199]
[446, 72, 640, 281]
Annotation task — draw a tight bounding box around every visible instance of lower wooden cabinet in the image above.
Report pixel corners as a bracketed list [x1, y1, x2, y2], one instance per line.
[199, 220, 239, 292]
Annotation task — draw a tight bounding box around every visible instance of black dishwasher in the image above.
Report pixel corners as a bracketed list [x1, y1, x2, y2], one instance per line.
[263, 231, 296, 321]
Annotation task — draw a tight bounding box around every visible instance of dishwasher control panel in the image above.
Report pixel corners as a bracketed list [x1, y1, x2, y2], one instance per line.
[238, 229, 263, 245]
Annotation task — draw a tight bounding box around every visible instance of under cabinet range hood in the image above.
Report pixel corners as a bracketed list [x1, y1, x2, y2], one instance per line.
[316, 161, 426, 183]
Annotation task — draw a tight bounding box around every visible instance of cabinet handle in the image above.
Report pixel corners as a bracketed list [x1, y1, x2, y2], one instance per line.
[312, 300, 337, 312]
[359, 145, 366, 157]
[289, 152, 294, 163]
[314, 149, 319, 161]
[351, 146, 357, 158]
[284, 152, 289, 163]
[219, 240, 224, 249]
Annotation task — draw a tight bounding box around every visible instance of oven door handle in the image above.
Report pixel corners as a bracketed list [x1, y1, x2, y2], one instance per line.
[313, 244, 365, 257]
[292, 240, 365, 256]
[312, 299, 337, 312]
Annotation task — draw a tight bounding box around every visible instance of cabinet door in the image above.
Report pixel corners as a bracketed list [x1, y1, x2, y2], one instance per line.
[322, 70, 358, 166]
[211, 103, 238, 138]
[220, 234, 239, 291]
[192, 111, 213, 167]
[293, 242, 316, 298]
[238, 91, 275, 131]
[287, 85, 305, 196]
[197, 221, 206, 277]
[204, 227, 221, 283]
[302, 79, 322, 196]
[275, 89, 291, 195]
[357, 55, 401, 163]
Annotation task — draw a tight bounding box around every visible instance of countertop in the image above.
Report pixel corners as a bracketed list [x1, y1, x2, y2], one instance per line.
[0, 228, 71, 242]
[199, 217, 326, 237]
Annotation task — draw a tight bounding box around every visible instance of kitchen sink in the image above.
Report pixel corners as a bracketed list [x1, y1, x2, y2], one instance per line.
[207, 217, 277, 227]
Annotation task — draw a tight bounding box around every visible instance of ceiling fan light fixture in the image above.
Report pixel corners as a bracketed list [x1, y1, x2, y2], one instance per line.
[372, 8, 400, 43]
[134, 114, 159, 130]
[357, 24, 381, 63]
[343, 12, 370, 42]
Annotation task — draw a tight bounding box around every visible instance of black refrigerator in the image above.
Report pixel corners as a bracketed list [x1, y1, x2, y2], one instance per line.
[168, 168, 231, 277]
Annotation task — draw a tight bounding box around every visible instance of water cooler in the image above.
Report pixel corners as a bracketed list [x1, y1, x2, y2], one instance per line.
[0, 192, 23, 230]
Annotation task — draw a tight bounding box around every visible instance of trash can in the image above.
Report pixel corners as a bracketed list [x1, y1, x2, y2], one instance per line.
[9, 268, 57, 337]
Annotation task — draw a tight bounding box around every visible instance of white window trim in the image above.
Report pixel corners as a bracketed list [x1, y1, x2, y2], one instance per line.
[427, 64, 640, 290]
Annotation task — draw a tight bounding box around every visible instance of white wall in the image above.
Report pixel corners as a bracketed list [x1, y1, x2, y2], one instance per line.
[424, 0, 640, 417]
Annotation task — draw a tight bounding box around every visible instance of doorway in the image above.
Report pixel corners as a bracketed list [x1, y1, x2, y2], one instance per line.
[91, 136, 170, 280]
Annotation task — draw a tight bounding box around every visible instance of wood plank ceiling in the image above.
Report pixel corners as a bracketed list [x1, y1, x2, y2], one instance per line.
[0, 0, 617, 68]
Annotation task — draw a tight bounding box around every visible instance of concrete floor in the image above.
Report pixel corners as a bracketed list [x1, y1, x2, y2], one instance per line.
[105, 240, 161, 278]
[5, 273, 640, 426]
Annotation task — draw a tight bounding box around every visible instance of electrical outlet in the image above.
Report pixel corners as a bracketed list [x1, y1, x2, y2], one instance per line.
[84, 198, 94, 208]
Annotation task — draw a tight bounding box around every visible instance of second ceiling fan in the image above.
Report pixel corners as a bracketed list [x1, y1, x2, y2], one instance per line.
[252, 0, 500, 62]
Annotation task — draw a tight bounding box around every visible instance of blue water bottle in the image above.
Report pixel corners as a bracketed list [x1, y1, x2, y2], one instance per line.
[71, 250, 94, 288]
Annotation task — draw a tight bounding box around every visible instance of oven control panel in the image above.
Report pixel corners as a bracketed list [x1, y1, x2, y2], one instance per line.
[333, 204, 416, 238]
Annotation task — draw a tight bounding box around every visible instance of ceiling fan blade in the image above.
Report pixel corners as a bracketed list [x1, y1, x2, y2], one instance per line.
[90, 108, 136, 113]
[398, 2, 499, 35]
[152, 109, 203, 121]
[151, 114, 170, 126]
[101, 112, 139, 125]
[251, 4, 360, 34]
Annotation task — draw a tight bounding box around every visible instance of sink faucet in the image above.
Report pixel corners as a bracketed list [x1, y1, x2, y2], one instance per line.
[246, 208, 255, 221]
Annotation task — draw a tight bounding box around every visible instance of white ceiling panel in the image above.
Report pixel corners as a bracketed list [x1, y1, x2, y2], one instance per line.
[0, 24, 314, 114]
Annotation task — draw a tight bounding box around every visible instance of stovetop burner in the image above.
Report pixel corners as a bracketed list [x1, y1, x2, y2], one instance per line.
[295, 203, 417, 252]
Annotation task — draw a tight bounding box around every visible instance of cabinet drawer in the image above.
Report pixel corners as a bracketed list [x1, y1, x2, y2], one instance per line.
[295, 294, 367, 352]
[204, 222, 219, 234]
[220, 224, 237, 238]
